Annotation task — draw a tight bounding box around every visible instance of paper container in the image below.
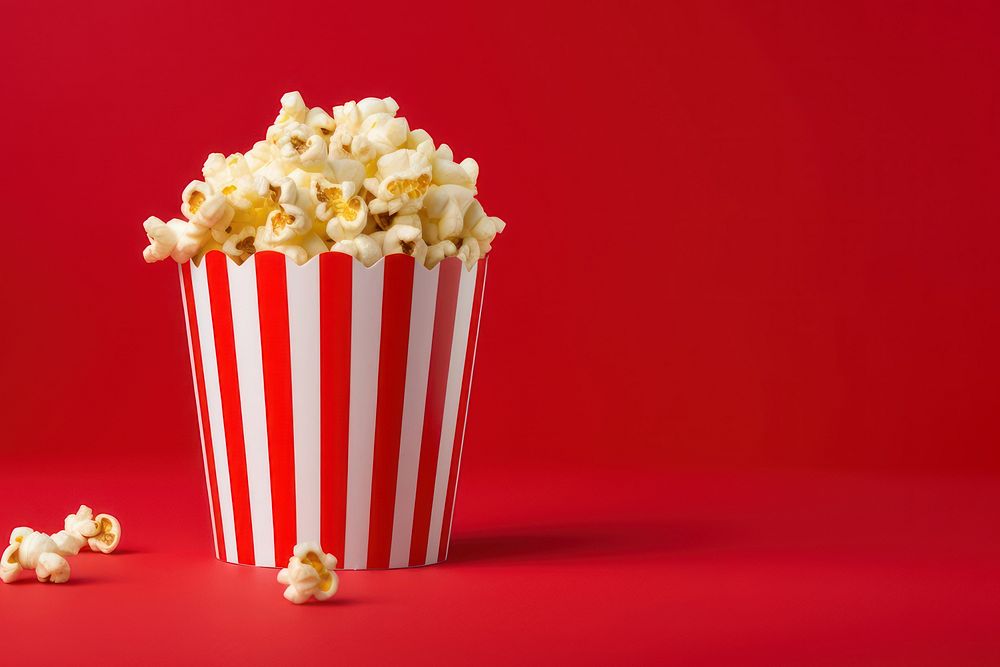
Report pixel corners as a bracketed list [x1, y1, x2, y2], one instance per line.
[177, 250, 488, 569]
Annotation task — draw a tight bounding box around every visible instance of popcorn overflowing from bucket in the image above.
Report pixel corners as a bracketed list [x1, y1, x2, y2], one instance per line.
[142, 92, 505, 270]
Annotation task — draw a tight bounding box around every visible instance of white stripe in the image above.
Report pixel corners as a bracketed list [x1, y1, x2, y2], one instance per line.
[179, 266, 219, 559]
[286, 255, 322, 546]
[443, 261, 488, 559]
[388, 262, 439, 567]
[425, 262, 478, 563]
[344, 261, 383, 569]
[228, 258, 274, 567]
[190, 260, 239, 563]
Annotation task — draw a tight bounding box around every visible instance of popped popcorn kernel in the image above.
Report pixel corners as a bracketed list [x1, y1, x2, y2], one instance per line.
[277, 542, 339, 604]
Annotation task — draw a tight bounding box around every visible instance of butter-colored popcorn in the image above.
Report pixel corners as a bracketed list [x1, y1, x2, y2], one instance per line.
[360, 113, 410, 157]
[305, 106, 335, 137]
[0, 545, 21, 583]
[424, 240, 458, 269]
[365, 149, 433, 216]
[171, 220, 210, 263]
[143, 217, 207, 264]
[276, 542, 339, 604]
[311, 176, 368, 243]
[275, 124, 327, 171]
[51, 506, 121, 555]
[181, 181, 213, 221]
[141, 92, 503, 268]
[221, 226, 258, 263]
[333, 97, 398, 133]
[383, 223, 427, 263]
[142, 216, 177, 263]
[438, 195, 470, 241]
[274, 91, 308, 126]
[424, 184, 476, 219]
[327, 158, 366, 188]
[52, 506, 100, 556]
[406, 128, 433, 150]
[263, 204, 310, 243]
[331, 234, 382, 267]
[255, 225, 326, 266]
[456, 237, 481, 270]
[246, 140, 281, 173]
[2, 528, 71, 584]
[459, 157, 479, 185]
[310, 177, 358, 222]
[88, 513, 121, 554]
[469, 211, 507, 244]
[432, 152, 477, 189]
[203, 153, 253, 193]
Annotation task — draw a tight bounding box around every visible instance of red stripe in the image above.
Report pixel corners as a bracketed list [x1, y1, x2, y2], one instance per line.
[438, 259, 488, 561]
[320, 252, 352, 566]
[408, 258, 462, 566]
[205, 252, 255, 564]
[181, 262, 227, 562]
[367, 255, 415, 568]
[254, 251, 298, 565]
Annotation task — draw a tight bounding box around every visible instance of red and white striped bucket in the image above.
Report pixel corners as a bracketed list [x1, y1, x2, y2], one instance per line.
[177, 250, 488, 569]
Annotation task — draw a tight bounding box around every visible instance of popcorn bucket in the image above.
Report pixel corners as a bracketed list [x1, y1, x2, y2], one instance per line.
[177, 250, 488, 569]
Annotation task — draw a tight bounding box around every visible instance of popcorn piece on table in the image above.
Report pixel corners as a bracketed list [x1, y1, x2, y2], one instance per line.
[2, 528, 71, 584]
[277, 542, 339, 604]
[52, 505, 121, 555]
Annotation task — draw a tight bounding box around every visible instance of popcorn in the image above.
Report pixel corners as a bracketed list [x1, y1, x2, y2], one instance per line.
[142, 217, 206, 264]
[263, 204, 310, 243]
[364, 149, 433, 216]
[51, 505, 121, 556]
[275, 124, 327, 172]
[2, 528, 71, 584]
[141, 92, 504, 269]
[383, 223, 427, 264]
[88, 513, 121, 554]
[180, 181, 212, 221]
[456, 238, 482, 270]
[142, 216, 177, 263]
[52, 506, 99, 555]
[331, 235, 382, 267]
[305, 107, 335, 137]
[425, 240, 458, 269]
[311, 176, 368, 242]
[275, 91, 308, 126]
[221, 226, 258, 262]
[276, 542, 339, 604]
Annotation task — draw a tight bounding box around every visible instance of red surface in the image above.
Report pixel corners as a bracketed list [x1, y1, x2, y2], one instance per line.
[1, 0, 999, 664]
[1, 462, 999, 666]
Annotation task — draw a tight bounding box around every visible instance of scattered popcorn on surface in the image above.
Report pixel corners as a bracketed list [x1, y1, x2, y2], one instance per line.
[52, 505, 121, 555]
[142, 93, 504, 270]
[277, 542, 339, 604]
[2, 528, 71, 584]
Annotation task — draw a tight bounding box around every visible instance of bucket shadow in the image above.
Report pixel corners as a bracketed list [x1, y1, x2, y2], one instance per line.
[447, 519, 729, 565]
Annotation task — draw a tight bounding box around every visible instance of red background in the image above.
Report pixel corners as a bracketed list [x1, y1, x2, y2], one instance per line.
[1, 1, 999, 664]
